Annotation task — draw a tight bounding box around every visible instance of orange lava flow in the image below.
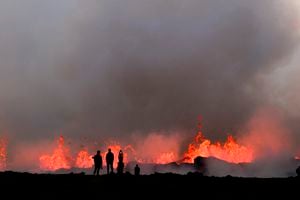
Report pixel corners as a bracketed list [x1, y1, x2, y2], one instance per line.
[39, 136, 72, 171]
[183, 132, 254, 164]
[0, 138, 7, 171]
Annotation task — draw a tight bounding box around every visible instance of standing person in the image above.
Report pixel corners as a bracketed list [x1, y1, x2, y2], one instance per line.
[134, 164, 140, 176]
[92, 150, 103, 176]
[106, 148, 114, 174]
[117, 150, 124, 174]
[118, 150, 124, 163]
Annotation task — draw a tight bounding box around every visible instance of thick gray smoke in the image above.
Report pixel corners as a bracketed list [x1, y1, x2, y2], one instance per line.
[1, 0, 300, 170]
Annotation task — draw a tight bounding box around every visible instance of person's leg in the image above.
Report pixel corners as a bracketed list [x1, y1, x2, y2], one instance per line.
[107, 164, 109, 174]
[110, 163, 113, 173]
[93, 166, 97, 175]
[96, 167, 100, 175]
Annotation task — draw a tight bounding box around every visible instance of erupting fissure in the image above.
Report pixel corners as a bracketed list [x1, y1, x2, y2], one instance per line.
[39, 136, 182, 171]
[39, 136, 72, 171]
[75, 149, 93, 169]
[39, 131, 255, 172]
[183, 131, 254, 164]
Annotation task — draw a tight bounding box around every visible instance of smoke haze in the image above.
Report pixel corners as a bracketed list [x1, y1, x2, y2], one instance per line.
[0, 0, 300, 173]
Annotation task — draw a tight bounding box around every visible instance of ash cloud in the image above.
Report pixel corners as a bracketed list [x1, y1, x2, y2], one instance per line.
[0, 0, 299, 147]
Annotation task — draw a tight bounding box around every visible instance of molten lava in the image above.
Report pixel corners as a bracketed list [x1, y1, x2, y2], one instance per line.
[183, 132, 254, 164]
[39, 128, 256, 172]
[75, 149, 93, 168]
[0, 138, 7, 171]
[154, 152, 176, 164]
[39, 136, 72, 171]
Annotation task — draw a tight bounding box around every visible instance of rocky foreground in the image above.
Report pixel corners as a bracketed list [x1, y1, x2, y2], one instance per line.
[0, 171, 299, 199]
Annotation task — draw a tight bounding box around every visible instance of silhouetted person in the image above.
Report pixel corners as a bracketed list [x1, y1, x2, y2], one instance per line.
[106, 148, 114, 174]
[134, 164, 140, 176]
[117, 150, 124, 174]
[194, 156, 206, 175]
[296, 166, 300, 177]
[118, 150, 124, 163]
[92, 150, 103, 176]
[117, 162, 124, 174]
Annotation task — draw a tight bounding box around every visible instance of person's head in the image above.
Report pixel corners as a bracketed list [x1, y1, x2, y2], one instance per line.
[136, 164, 139, 167]
[108, 148, 111, 152]
[97, 150, 100, 154]
[119, 150, 123, 153]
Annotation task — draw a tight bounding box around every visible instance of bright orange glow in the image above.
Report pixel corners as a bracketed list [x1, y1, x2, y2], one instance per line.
[39, 136, 72, 171]
[75, 144, 135, 169]
[75, 149, 93, 168]
[132, 133, 180, 164]
[103, 143, 134, 167]
[154, 152, 176, 164]
[39, 130, 257, 172]
[0, 138, 7, 171]
[183, 132, 254, 164]
[134, 151, 177, 164]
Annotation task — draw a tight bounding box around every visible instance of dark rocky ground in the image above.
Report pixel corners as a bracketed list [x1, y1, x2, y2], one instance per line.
[0, 171, 299, 199]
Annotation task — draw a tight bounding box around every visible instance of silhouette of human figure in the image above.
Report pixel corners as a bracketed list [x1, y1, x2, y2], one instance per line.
[116, 150, 125, 174]
[117, 150, 124, 174]
[134, 164, 140, 176]
[117, 162, 124, 174]
[106, 148, 114, 174]
[92, 150, 103, 176]
[118, 150, 124, 163]
[296, 166, 300, 177]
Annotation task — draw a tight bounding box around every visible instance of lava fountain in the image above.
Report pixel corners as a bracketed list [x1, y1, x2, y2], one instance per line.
[183, 131, 254, 164]
[39, 136, 72, 171]
[75, 149, 93, 169]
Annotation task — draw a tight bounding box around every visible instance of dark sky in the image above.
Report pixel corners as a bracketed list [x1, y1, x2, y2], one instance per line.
[0, 0, 300, 144]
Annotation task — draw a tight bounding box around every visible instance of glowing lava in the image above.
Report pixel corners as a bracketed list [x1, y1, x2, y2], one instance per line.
[0, 138, 7, 171]
[39, 129, 255, 172]
[154, 152, 176, 164]
[39, 136, 72, 171]
[183, 131, 254, 164]
[75, 149, 93, 169]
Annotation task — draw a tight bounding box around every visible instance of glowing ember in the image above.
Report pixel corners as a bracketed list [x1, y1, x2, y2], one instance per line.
[75, 149, 93, 168]
[39, 136, 72, 171]
[0, 138, 7, 171]
[183, 131, 254, 164]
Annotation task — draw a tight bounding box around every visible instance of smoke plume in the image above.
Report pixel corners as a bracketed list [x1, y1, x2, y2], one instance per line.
[0, 0, 300, 173]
